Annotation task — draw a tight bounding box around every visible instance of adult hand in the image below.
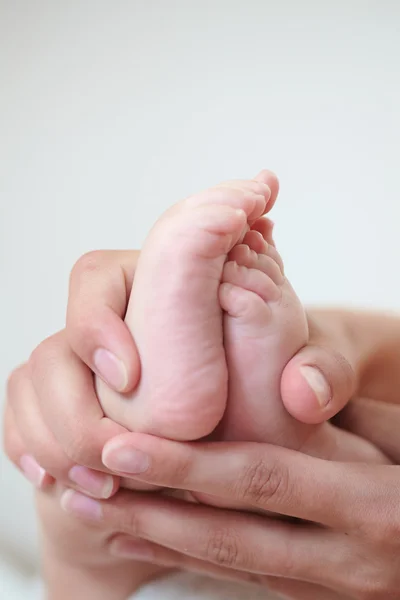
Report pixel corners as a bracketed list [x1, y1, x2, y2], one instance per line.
[5, 167, 400, 486]
[6, 265, 400, 492]
[61, 430, 400, 599]
[3, 250, 146, 496]
[3, 249, 142, 496]
[3, 172, 278, 488]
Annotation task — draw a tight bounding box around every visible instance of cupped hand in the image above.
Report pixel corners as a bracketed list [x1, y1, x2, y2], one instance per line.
[2, 172, 274, 490]
[3, 249, 145, 497]
[2, 172, 265, 489]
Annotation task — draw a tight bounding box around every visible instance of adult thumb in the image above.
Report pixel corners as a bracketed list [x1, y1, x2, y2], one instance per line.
[281, 342, 356, 425]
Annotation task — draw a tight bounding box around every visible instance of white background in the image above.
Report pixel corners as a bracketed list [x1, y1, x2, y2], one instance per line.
[1, 0, 400, 573]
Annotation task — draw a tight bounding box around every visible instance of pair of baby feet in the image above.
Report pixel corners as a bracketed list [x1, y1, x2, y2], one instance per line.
[96, 170, 378, 471]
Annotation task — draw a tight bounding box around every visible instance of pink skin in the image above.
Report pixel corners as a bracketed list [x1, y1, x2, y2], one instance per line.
[96, 176, 274, 441]
[218, 228, 311, 447]
[217, 223, 388, 464]
[97, 171, 386, 469]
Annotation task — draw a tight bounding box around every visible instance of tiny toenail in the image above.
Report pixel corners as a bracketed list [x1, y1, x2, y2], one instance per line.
[68, 466, 114, 499]
[20, 455, 46, 488]
[102, 445, 150, 475]
[93, 348, 128, 392]
[300, 366, 331, 407]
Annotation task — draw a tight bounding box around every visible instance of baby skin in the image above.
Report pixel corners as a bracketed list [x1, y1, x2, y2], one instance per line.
[97, 171, 386, 464]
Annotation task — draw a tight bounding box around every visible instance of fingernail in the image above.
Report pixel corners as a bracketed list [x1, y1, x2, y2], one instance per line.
[61, 489, 102, 520]
[102, 445, 150, 475]
[20, 455, 46, 488]
[110, 539, 155, 561]
[93, 348, 128, 392]
[68, 466, 114, 499]
[300, 366, 331, 407]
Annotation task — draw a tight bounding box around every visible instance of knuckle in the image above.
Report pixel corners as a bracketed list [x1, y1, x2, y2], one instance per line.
[237, 456, 289, 507]
[156, 445, 194, 487]
[33, 444, 70, 479]
[164, 457, 192, 488]
[61, 425, 100, 469]
[66, 251, 118, 351]
[28, 343, 44, 377]
[68, 253, 104, 332]
[70, 250, 106, 283]
[6, 364, 27, 403]
[205, 527, 241, 568]
[28, 335, 63, 395]
[28, 336, 55, 379]
[119, 507, 141, 538]
[66, 309, 100, 354]
[62, 432, 91, 465]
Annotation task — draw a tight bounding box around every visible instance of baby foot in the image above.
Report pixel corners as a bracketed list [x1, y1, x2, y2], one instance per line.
[218, 224, 313, 449]
[217, 219, 389, 463]
[96, 174, 276, 440]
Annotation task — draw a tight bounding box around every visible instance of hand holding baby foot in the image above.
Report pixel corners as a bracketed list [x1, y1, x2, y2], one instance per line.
[95, 169, 388, 467]
[6, 170, 391, 497]
[6, 191, 400, 598]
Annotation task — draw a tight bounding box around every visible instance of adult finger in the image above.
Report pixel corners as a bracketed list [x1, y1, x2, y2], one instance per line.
[110, 535, 257, 585]
[281, 310, 400, 425]
[3, 392, 54, 489]
[7, 364, 70, 479]
[6, 364, 119, 498]
[29, 331, 127, 472]
[102, 433, 400, 533]
[110, 534, 345, 599]
[280, 310, 358, 424]
[67, 250, 140, 393]
[61, 488, 351, 593]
